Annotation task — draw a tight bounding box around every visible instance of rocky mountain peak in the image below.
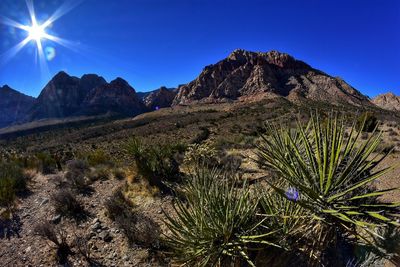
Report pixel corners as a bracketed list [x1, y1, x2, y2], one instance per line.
[0, 85, 35, 128]
[144, 86, 177, 110]
[372, 92, 400, 111]
[173, 49, 370, 106]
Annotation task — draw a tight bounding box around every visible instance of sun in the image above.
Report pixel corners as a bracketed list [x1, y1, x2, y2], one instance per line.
[27, 23, 47, 42]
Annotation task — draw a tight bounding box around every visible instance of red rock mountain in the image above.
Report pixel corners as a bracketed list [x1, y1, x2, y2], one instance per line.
[143, 86, 177, 110]
[80, 78, 147, 116]
[0, 85, 35, 128]
[28, 72, 107, 120]
[372, 93, 400, 111]
[173, 49, 371, 106]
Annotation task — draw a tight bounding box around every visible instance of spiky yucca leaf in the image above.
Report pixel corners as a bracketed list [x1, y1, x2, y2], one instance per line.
[256, 112, 400, 244]
[164, 167, 280, 266]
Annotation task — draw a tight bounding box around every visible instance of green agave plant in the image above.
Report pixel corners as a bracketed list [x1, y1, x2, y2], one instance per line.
[164, 167, 280, 266]
[256, 112, 400, 249]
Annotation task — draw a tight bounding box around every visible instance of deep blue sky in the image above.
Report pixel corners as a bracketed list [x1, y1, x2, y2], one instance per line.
[0, 0, 399, 97]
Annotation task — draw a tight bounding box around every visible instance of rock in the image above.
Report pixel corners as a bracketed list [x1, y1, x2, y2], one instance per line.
[372, 92, 400, 111]
[92, 218, 100, 224]
[39, 198, 49, 206]
[79, 77, 147, 117]
[99, 231, 112, 242]
[0, 85, 35, 128]
[51, 214, 61, 224]
[143, 86, 177, 110]
[172, 49, 371, 107]
[91, 222, 101, 231]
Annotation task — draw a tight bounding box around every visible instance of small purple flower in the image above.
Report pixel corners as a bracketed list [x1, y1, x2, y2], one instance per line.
[155, 106, 160, 110]
[285, 187, 300, 201]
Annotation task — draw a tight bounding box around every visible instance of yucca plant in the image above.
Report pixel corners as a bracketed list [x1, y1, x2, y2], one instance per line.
[164, 167, 280, 266]
[256, 112, 400, 263]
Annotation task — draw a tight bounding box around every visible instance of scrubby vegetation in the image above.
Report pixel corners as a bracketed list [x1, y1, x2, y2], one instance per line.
[164, 112, 400, 266]
[127, 137, 185, 192]
[1, 103, 400, 266]
[0, 161, 27, 207]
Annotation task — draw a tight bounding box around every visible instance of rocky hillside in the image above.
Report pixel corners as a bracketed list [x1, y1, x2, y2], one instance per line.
[27, 72, 107, 121]
[372, 93, 400, 111]
[143, 86, 177, 110]
[0, 85, 35, 128]
[173, 49, 371, 106]
[80, 78, 147, 116]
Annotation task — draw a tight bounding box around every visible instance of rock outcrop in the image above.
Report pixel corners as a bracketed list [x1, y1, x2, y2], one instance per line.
[80, 78, 147, 116]
[372, 92, 400, 111]
[0, 85, 35, 128]
[28, 72, 107, 120]
[143, 86, 177, 110]
[173, 49, 371, 106]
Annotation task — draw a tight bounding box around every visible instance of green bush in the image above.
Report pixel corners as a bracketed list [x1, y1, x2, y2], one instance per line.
[86, 149, 112, 167]
[256, 112, 400, 265]
[0, 162, 26, 207]
[126, 138, 184, 192]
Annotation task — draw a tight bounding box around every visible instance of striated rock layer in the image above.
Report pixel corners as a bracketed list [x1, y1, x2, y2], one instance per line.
[173, 49, 371, 106]
[372, 93, 400, 111]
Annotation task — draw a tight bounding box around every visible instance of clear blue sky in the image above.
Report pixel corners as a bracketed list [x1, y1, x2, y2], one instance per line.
[0, 0, 399, 97]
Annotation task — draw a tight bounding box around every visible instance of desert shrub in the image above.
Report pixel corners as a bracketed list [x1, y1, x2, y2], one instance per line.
[51, 190, 85, 219]
[88, 166, 110, 182]
[256, 112, 400, 265]
[64, 160, 91, 192]
[0, 162, 26, 207]
[191, 126, 210, 144]
[105, 190, 160, 248]
[357, 112, 378, 132]
[183, 142, 218, 167]
[34, 221, 72, 264]
[126, 138, 184, 191]
[112, 168, 125, 180]
[164, 167, 279, 266]
[86, 149, 112, 167]
[36, 152, 57, 174]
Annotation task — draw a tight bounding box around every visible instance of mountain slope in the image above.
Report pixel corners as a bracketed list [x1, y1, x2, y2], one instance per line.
[372, 93, 400, 111]
[0, 85, 35, 128]
[28, 72, 107, 120]
[143, 86, 177, 110]
[173, 49, 371, 106]
[80, 78, 147, 116]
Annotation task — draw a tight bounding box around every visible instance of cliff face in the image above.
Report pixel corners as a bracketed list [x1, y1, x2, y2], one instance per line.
[372, 93, 400, 111]
[143, 87, 177, 110]
[28, 72, 107, 120]
[173, 49, 370, 106]
[0, 85, 35, 128]
[80, 78, 147, 116]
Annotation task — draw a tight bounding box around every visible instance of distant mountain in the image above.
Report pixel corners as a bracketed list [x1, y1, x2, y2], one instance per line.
[0, 85, 35, 128]
[80, 78, 147, 116]
[144, 86, 177, 110]
[372, 92, 400, 111]
[28, 72, 107, 120]
[173, 49, 371, 106]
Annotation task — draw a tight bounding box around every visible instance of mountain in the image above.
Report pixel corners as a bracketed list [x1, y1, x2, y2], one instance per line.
[372, 92, 400, 111]
[173, 49, 371, 106]
[0, 85, 35, 128]
[143, 86, 177, 110]
[80, 78, 147, 116]
[28, 72, 107, 120]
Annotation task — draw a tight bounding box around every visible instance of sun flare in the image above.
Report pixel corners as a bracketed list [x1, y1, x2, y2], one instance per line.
[27, 23, 47, 42]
